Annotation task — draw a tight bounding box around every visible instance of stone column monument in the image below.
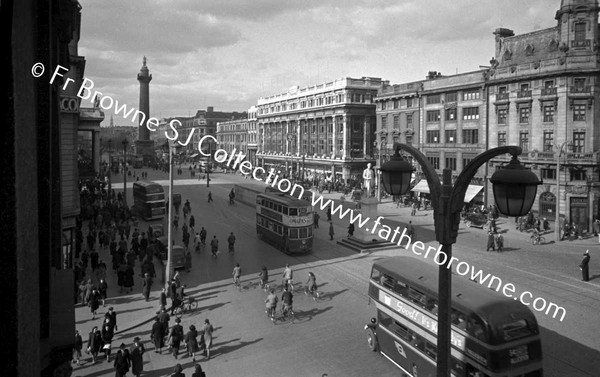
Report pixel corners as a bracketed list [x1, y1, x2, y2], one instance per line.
[136, 56, 155, 160]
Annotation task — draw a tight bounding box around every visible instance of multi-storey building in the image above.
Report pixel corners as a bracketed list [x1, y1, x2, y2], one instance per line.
[488, 0, 600, 231]
[256, 77, 386, 181]
[217, 116, 250, 157]
[5, 0, 101, 375]
[247, 106, 258, 166]
[152, 107, 245, 155]
[375, 0, 600, 232]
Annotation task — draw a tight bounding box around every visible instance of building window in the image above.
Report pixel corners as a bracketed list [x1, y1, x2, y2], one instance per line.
[544, 80, 554, 89]
[463, 107, 479, 120]
[574, 78, 586, 89]
[445, 108, 456, 121]
[407, 114, 413, 127]
[498, 132, 506, 147]
[445, 130, 456, 143]
[573, 104, 586, 121]
[393, 100, 399, 109]
[570, 169, 586, 181]
[519, 131, 529, 152]
[463, 157, 473, 167]
[427, 156, 440, 169]
[498, 86, 507, 94]
[446, 92, 458, 102]
[381, 116, 387, 130]
[573, 131, 585, 153]
[381, 102, 386, 110]
[519, 106, 530, 123]
[393, 115, 400, 129]
[426, 130, 440, 143]
[574, 22, 586, 41]
[462, 129, 479, 144]
[406, 135, 413, 145]
[463, 90, 480, 100]
[543, 131, 554, 152]
[427, 94, 441, 104]
[543, 105, 555, 122]
[406, 98, 413, 108]
[541, 169, 556, 180]
[497, 108, 507, 125]
[445, 157, 457, 171]
[426, 110, 440, 122]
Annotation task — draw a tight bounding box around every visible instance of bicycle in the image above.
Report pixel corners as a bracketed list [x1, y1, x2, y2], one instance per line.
[530, 234, 545, 245]
[173, 296, 197, 319]
[304, 285, 320, 302]
[283, 278, 294, 292]
[279, 305, 295, 323]
[266, 305, 277, 322]
[258, 276, 270, 292]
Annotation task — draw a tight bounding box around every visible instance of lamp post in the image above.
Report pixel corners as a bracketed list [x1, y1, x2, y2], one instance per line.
[122, 139, 129, 206]
[108, 139, 112, 196]
[555, 141, 570, 242]
[165, 140, 176, 289]
[380, 143, 541, 377]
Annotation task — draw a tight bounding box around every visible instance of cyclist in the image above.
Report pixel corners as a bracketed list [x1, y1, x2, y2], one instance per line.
[282, 264, 293, 291]
[232, 263, 242, 288]
[227, 232, 236, 253]
[265, 289, 278, 320]
[259, 266, 269, 289]
[210, 236, 219, 258]
[281, 286, 293, 317]
[305, 272, 318, 296]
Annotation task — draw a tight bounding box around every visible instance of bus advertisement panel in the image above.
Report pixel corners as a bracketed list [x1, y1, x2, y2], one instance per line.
[365, 256, 543, 377]
[256, 192, 313, 254]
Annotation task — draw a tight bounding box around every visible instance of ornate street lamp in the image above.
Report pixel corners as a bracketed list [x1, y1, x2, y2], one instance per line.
[380, 143, 541, 377]
[107, 139, 112, 195]
[122, 139, 129, 206]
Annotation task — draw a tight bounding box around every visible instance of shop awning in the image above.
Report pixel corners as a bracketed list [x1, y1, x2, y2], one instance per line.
[411, 180, 430, 194]
[464, 185, 484, 203]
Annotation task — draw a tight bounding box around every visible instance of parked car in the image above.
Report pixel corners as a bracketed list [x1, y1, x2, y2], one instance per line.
[463, 212, 488, 228]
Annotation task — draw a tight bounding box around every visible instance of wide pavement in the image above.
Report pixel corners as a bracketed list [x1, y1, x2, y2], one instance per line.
[73, 166, 600, 376]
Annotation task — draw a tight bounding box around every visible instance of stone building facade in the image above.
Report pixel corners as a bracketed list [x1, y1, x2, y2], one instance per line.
[488, 0, 600, 230]
[256, 77, 386, 182]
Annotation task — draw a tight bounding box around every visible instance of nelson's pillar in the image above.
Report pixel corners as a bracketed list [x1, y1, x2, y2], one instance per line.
[136, 56, 155, 161]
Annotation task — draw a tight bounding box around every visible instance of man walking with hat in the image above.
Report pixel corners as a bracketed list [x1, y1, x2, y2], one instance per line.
[580, 250, 591, 282]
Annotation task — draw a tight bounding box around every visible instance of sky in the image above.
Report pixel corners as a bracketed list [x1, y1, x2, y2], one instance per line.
[77, 0, 557, 127]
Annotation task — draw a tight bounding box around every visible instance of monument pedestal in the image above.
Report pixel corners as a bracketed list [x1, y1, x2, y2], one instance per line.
[136, 140, 155, 162]
[336, 196, 397, 253]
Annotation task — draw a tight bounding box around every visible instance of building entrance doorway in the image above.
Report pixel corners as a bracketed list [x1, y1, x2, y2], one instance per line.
[569, 197, 588, 233]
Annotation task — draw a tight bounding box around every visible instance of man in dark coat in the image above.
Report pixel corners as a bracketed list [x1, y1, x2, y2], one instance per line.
[580, 250, 591, 281]
[168, 318, 184, 359]
[87, 326, 102, 364]
[101, 319, 115, 361]
[105, 307, 118, 331]
[113, 343, 131, 377]
[160, 287, 168, 308]
[130, 337, 145, 377]
[142, 273, 153, 301]
[151, 317, 166, 353]
[158, 307, 170, 334]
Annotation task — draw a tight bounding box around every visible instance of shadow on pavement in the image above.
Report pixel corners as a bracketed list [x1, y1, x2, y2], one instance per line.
[197, 301, 230, 312]
[293, 306, 334, 322]
[210, 337, 263, 359]
[317, 288, 348, 302]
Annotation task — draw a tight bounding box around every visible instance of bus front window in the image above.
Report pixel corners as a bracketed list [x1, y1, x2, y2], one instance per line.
[289, 208, 298, 216]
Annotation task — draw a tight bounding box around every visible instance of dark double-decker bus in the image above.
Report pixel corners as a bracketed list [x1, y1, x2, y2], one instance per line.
[133, 181, 166, 221]
[365, 256, 543, 377]
[256, 192, 313, 254]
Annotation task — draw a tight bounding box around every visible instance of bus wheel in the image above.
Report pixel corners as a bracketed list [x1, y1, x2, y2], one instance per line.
[366, 328, 378, 352]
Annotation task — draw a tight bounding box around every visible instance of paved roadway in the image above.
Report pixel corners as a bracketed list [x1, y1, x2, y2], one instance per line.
[73, 167, 600, 377]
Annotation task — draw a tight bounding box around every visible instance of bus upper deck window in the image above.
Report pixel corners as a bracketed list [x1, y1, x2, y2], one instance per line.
[299, 208, 307, 215]
[289, 208, 298, 216]
[283, 207, 288, 215]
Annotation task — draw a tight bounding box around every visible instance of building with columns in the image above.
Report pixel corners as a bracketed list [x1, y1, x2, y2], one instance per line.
[256, 77, 387, 182]
[488, 0, 600, 231]
[217, 117, 250, 159]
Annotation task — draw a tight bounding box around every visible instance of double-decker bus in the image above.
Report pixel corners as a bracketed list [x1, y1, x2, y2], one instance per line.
[365, 256, 543, 377]
[256, 192, 313, 253]
[133, 181, 166, 220]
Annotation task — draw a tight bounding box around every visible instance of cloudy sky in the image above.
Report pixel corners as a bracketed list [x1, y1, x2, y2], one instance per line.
[78, 0, 556, 126]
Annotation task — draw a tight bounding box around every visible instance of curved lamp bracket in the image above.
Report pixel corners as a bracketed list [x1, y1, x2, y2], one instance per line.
[390, 142, 443, 211]
[450, 146, 522, 214]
